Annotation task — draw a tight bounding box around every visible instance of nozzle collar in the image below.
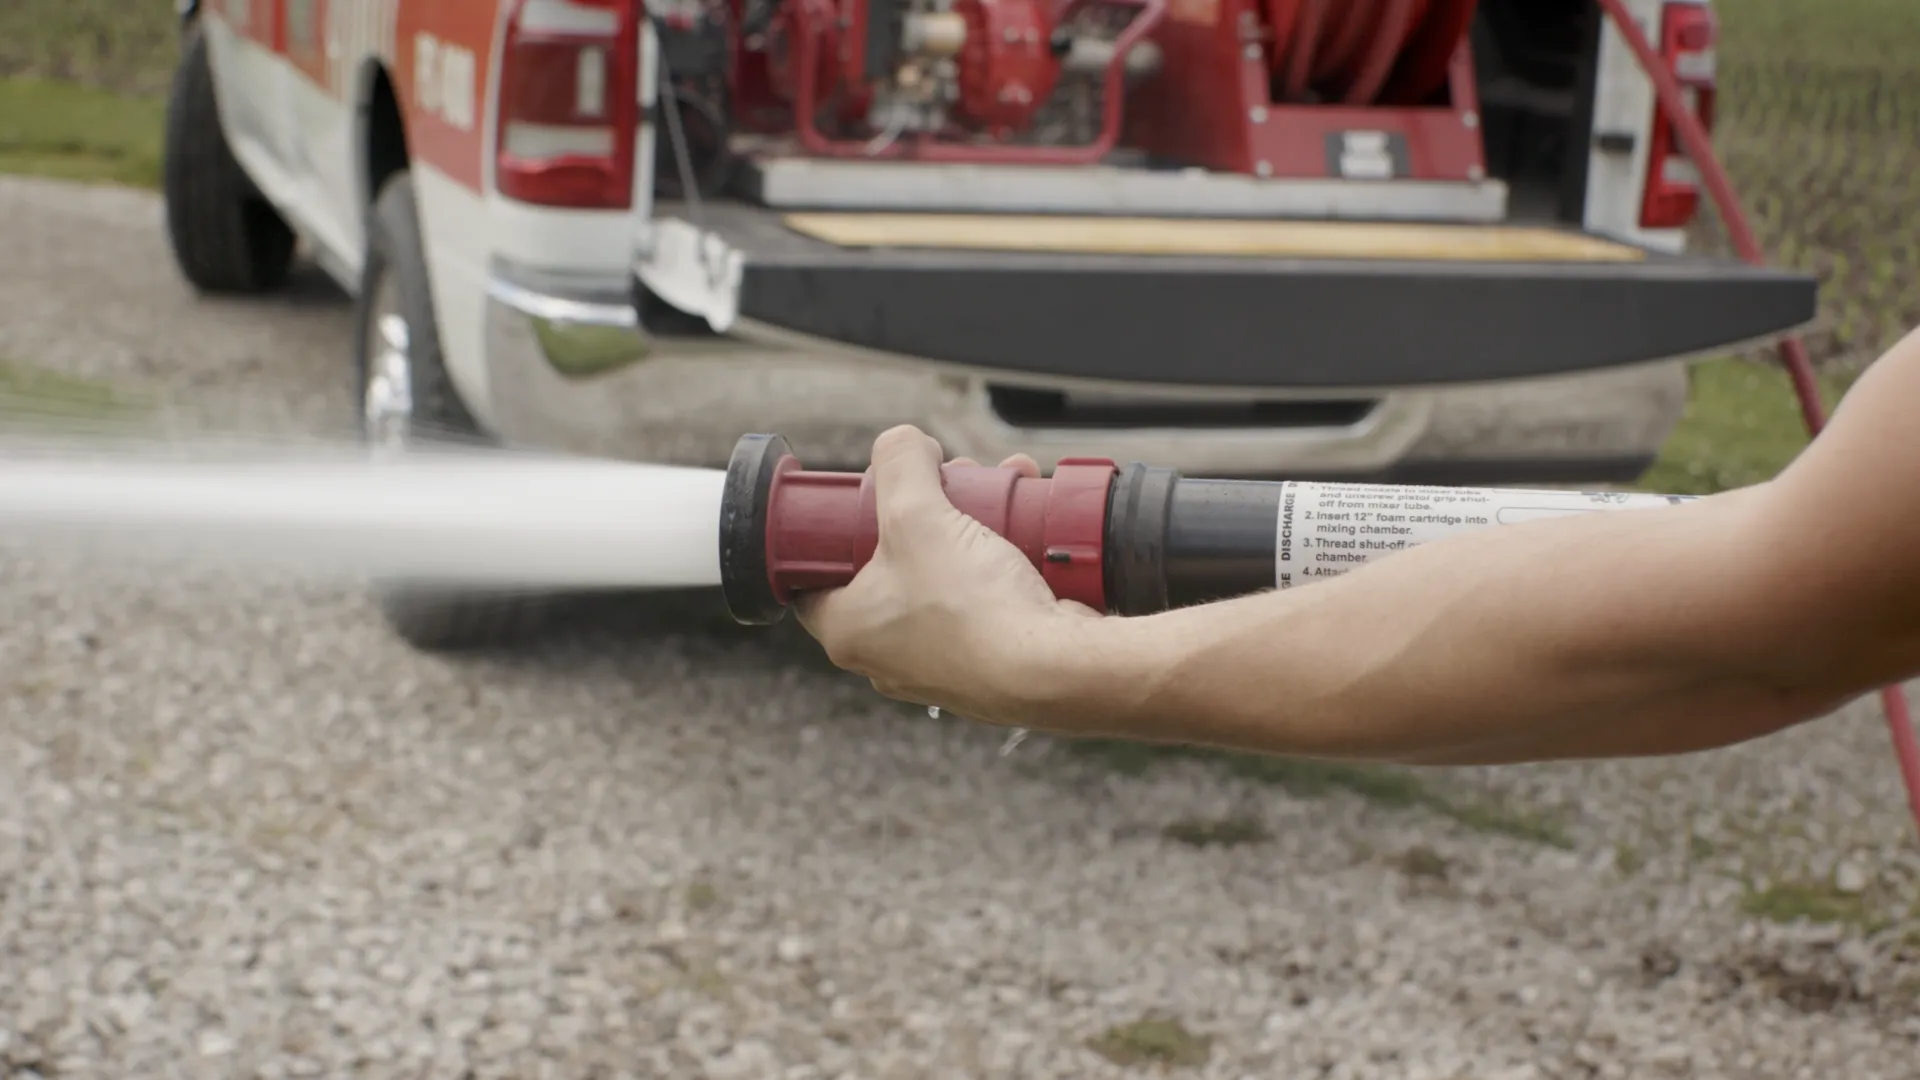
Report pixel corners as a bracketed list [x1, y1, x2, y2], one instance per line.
[719, 433, 796, 625]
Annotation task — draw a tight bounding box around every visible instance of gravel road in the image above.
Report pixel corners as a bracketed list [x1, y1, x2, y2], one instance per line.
[3, 174, 1919, 1079]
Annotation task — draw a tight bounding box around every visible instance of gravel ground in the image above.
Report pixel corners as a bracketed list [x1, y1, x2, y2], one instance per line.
[2, 174, 1919, 1079]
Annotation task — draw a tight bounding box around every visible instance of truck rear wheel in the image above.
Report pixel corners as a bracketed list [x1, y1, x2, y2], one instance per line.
[162, 21, 297, 295]
[356, 173, 553, 652]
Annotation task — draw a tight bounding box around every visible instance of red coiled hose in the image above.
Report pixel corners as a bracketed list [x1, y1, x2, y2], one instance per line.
[1593, 0, 1920, 838]
[1268, 0, 1477, 105]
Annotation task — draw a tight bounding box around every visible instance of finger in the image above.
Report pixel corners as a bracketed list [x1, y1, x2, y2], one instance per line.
[1057, 599, 1104, 619]
[948, 457, 981, 468]
[791, 588, 824, 630]
[868, 425, 956, 531]
[792, 587, 864, 671]
[997, 453, 1042, 479]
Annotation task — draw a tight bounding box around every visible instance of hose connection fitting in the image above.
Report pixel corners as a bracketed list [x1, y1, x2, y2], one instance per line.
[719, 433, 1119, 624]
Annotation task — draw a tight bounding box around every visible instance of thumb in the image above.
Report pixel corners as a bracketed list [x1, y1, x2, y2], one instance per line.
[868, 425, 955, 534]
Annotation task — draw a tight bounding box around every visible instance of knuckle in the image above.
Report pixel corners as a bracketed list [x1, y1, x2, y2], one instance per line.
[872, 425, 927, 459]
[822, 635, 867, 673]
[880, 499, 926, 536]
[813, 618, 876, 672]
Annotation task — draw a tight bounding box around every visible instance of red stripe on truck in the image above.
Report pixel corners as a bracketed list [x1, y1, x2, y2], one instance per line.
[212, 0, 281, 49]
[285, 0, 334, 91]
[395, 0, 497, 193]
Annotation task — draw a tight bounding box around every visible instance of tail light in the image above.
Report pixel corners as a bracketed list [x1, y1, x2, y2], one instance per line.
[1638, 1, 1717, 230]
[495, 0, 642, 209]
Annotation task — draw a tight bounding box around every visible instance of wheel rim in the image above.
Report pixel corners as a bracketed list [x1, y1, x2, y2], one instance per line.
[362, 273, 413, 453]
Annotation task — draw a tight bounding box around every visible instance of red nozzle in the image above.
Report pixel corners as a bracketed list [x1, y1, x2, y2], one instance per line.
[718, 433, 1117, 623]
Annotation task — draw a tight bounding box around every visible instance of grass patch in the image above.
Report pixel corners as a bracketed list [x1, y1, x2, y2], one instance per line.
[0, 77, 166, 188]
[1395, 845, 1450, 881]
[0, 1, 180, 97]
[1086, 1016, 1213, 1070]
[685, 880, 721, 912]
[1613, 843, 1645, 879]
[1636, 357, 1860, 496]
[1740, 881, 1874, 928]
[0, 357, 142, 420]
[1161, 815, 1271, 849]
[1707, 0, 1920, 366]
[1071, 739, 1574, 849]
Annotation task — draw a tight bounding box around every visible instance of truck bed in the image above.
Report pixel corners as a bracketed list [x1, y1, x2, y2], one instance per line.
[648, 199, 1817, 391]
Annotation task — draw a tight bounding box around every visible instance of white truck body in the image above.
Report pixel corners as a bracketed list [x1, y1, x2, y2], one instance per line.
[170, 0, 1802, 483]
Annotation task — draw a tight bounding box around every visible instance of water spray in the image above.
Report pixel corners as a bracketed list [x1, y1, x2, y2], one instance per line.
[0, 442, 727, 589]
[715, 432, 1696, 625]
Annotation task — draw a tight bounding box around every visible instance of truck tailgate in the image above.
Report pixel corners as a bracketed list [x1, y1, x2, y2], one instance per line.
[647, 202, 1817, 391]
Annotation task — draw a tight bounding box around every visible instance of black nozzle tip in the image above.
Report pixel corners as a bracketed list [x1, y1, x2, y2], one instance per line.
[719, 433, 793, 625]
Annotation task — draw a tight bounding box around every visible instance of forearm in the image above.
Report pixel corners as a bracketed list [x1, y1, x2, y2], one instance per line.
[1030, 485, 1852, 765]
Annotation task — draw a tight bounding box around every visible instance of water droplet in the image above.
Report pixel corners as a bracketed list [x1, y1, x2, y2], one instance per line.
[926, 706, 941, 719]
[998, 728, 1029, 756]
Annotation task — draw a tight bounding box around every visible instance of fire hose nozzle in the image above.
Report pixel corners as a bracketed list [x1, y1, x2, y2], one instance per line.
[719, 433, 1120, 625]
[719, 433, 1702, 628]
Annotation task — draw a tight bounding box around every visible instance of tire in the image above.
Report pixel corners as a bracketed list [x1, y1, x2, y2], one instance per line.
[355, 172, 554, 652]
[162, 21, 298, 295]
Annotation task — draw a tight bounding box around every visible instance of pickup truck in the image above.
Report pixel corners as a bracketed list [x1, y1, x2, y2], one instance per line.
[160, 0, 1816, 649]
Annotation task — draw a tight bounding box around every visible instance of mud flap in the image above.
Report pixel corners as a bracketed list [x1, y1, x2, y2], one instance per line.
[636, 216, 746, 333]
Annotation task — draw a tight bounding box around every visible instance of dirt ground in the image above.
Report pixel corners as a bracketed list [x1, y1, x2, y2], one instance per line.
[2, 174, 1919, 1079]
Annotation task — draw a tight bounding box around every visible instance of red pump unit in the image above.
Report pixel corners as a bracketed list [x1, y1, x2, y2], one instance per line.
[764, 0, 1165, 163]
[1122, 0, 1486, 180]
[716, 0, 1489, 180]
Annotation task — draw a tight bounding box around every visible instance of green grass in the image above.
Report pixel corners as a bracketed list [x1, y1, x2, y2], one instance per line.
[0, 1, 180, 97]
[0, 0, 175, 187]
[1395, 845, 1450, 881]
[1740, 881, 1875, 929]
[1086, 1016, 1213, 1070]
[1161, 815, 1272, 848]
[1613, 843, 1644, 878]
[1635, 356, 1859, 496]
[0, 77, 165, 188]
[685, 879, 721, 912]
[1073, 739, 1574, 849]
[0, 0, 174, 186]
[1707, 0, 1920, 366]
[0, 357, 142, 420]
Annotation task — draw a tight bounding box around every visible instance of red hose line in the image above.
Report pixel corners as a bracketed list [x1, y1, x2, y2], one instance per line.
[1592, 0, 1920, 836]
[1343, 0, 1422, 105]
[1281, 0, 1331, 101]
[1262, 0, 1305, 81]
[1379, 0, 1480, 105]
[1316, 0, 1383, 86]
[1276, 0, 1443, 105]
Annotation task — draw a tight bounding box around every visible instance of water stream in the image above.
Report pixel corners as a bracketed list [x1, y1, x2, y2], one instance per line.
[0, 439, 727, 589]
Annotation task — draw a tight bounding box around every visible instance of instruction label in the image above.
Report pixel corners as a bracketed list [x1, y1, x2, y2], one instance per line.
[1274, 482, 1696, 590]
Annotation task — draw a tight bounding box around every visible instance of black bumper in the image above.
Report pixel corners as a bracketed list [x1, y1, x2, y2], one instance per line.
[677, 204, 1819, 390]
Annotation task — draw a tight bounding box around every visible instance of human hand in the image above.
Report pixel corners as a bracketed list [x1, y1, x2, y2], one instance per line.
[792, 425, 1100, 726]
